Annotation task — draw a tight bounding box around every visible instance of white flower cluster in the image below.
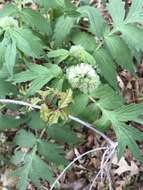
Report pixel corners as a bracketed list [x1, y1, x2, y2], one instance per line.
[66, 63, 100, 93]
[70, 45, 85, 59]
[0, 16, 18, 30]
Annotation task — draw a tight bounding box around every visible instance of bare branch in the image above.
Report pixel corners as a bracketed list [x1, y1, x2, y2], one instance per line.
[89, 144, 117, 190]
[0, 99, 117, 146]
[69, 115, 116, 146]
[49, 147, 108, 190]
[0, 99, 41, 109]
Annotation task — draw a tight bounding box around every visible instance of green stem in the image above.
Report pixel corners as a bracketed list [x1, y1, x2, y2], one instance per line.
[39, 128, 46, 139]
[93, 27, 120, 55]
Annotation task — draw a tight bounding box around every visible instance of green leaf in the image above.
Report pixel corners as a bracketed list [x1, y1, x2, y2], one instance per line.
[53, 15, 75, 45]
[105, 35, 134, 73]
[0, 79, 17, 98]
[11, 151, 25, 165]
[0, 4, 18, 18]
[78, 6, 107, 37]
[81, 50, 96, 66]
[12, 149, 53, 190]
[12, 63, 61, 95]
[47, 124, 80, 145]
[0, 115, 25, 130]
[120, 25, 143, 52]
[34, 0, 58, 9]
[114, 122, 143, 161]
[71, 31, 97, 52]
[21, 8, 51, 35]
[94, 48, 117, 89]
[28, 112, 47, 129]
[14, 130, 37, 148]
[4, 38, 16, 76]
[107, 0, 125, 26]
[69, 92, 88, 115]
[48, 49, 70, 64]
[11, 28, 44, 58]
[95, 114, 111, 131]
[125, 0, 143, 24]
[91, 85, 123, 110]
[38, 140, 67, 165]
[114, 103, 143, 122]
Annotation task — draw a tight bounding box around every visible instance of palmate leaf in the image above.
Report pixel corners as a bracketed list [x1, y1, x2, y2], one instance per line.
[105, 35, 134, 73]
[78, 6, 107, 37]
[53, 15, 75, 45]
[21, 8, 51, 35]
[11, 149, 53, 190]
[113, 122, 143, 161]
[12, 63, 62, 95]
[14, 129, 67, 165]
[107, 0, 125, 27]
[125, 0, 143, 24]
[12, 129, 67, 189]
[93, 48, 117, 89]
[93, 88, 143, 160]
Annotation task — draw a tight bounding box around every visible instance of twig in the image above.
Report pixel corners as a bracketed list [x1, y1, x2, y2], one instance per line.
[89, 144, 117, 190]
[0, 99, 41, 109]
[0, 99, 116, 146]
[69, 115, 115, 146]
[49, 147, 107, 190]
[100, 148, 110, 181]
[105, 147, 117, 190]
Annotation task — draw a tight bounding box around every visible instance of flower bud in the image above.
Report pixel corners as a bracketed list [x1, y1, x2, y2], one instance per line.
[66, 63, 100, 93]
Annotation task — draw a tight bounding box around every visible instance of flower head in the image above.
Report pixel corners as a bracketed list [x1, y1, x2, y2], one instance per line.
[70, 45, 85, 59]
[0, 16, 18, 30]
[66, 63, 100, 93]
